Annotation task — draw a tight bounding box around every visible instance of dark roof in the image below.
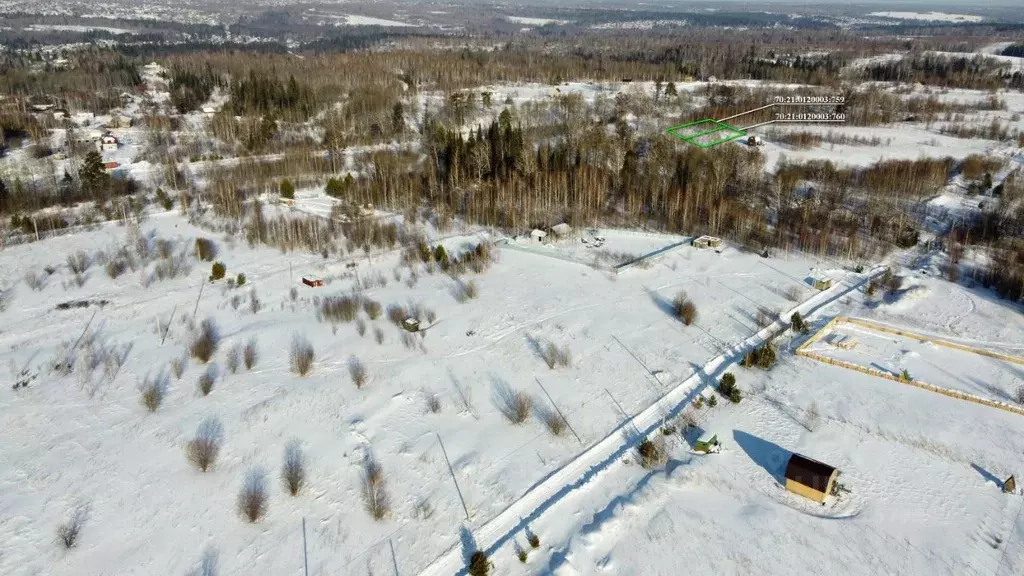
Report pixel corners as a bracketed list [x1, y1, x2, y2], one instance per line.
[785, 453, 837, 493]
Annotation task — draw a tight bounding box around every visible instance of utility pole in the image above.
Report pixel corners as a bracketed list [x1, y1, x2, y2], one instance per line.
[436, 433, 470, 520]
[160, 304, 177, 346]
[302, 517, 309, 576]
[192, 281, 205, 320]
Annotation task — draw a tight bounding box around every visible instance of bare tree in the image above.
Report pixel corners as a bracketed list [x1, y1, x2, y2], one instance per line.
[282, 439, 306, 496]
[189, 318, 221, 363]
[56, 504, 90, 549]
[186, 417, 224, 472]
[243, 337, 258, 370]
[349, 357, 367, 388]
[361, 454, 391, 520]
[290, 335, 315, 376]
[237, 467, 268, 523]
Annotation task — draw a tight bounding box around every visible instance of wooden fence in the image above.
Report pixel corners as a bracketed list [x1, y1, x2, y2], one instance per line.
[796, 317, 1024, 417]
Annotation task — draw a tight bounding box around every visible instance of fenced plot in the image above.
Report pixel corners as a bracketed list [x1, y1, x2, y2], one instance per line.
[797, 317, 1024, 416]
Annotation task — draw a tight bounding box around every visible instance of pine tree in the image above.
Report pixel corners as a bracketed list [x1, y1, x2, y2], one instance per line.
[392, 102, 405, 135]
[78, 151, 106, 195]
[280, 179, 295, 199]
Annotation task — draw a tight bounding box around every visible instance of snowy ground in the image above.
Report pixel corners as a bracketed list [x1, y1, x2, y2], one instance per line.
[867, 11, 984, 23]
[0, 209, 848, 576]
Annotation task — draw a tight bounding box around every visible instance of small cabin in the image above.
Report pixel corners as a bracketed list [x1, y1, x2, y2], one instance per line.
[530, 229, 548, 243]
[694, 432, 721, 454]
[811, 275, 832, 290]
[402, 318, 420, 332]
[784, 453, 839, 504]
[301, 276, 324, 288]
[1004, 475, 1016, 494]
[692, 235, 722, 250]
[103, 161, 120, 170]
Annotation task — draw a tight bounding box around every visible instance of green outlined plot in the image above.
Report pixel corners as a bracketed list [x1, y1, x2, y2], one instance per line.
[665, 119, 746, 149]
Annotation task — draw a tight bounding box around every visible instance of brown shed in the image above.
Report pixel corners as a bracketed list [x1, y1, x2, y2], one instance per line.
[784, 453, 839, 504]
[302, 276, 324, 288]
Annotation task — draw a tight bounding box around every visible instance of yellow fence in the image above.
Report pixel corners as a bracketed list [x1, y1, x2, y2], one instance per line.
[796, 317, 1024, 417]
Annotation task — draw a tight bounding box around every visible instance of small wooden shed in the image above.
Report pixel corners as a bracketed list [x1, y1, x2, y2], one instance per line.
[402, 318, 421, 332]
[693, 235, 722, 250]
[302, 276, 324, 288]
[784, 453, 839, 504]
[1004, 475, 1016, 494]
[530, 229, 548, 243]
[811, 275, 832, 290]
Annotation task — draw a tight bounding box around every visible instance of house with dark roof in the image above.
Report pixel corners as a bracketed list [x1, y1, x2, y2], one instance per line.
[784, 453, 839, 504]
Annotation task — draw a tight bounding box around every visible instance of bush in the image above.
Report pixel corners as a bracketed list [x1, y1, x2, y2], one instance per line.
[279, 179, 295, 200]
[197, 366, 216, 396]
[195, 238, 217, 261]
[433, 245, 450, 270]
[542, 410, 567, 436]
[527, 532, 540, 548]
[349, 357, 367, 388]
[319, 295, 360, 323]
[373, 326, 385, 344]
[672, 292, 697, 325]
[56, 505, 89, 549]
[362, 455, 391, 520]
[189, 318, 221, 363]
[66, 251, 91, 275]
[171, 354, 187, 380]
[248, 289, 261, 314]
[209, 262, 226, 282]
[1017, 386, 1024, 405]
[900, 369, 912, 382]
[243, 338, 258, 370]
[637, 436, 667, 470]
[756, 307, 779, 328]
[235, 273, 246, 287]
[468, 551, 491, 576]
[386, 304, 407, 326]
[105, 258, 128, 279]
[282, 440, 306, 496]
[541, 341, 572, 369]
[355, 318, 367, 337]
[786, 285, 803, 302]
[499, 388, 533, 424]
[728, 387, 742, 403]
[290, 335, 315, 376]
[139, 373, 168, 412]
[362, 299, 382, 320]
[708, 394, 718, 408]
[424, 390, 442, 413]
[238, 468, 269, 523]
[186, 417, 223, 472]
[225, 343, 241, 374]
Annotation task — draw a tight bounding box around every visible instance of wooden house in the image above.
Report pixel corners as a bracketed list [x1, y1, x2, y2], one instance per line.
[784, 453, 840, 504]
[812, 275, 832, 290]
[301, 276, 324, 288]
[1004, 475, 1016, 494]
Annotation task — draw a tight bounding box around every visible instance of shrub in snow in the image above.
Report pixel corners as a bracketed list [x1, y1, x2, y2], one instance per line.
[235, 273, 246, 287]
[186, 417, 223, 472]
[195, 238, 217, 262]
[349, 357, 367, 388]
[373, 326, 385, 345]
[719, 373, 736, 397]
[198, 366, 216, 396]
[355, 318, 367, 337]
[238, 468, 268, 523]
[225, 342, 241, 374]
[541, 342, 572, 369]
[498, 387, 533, 425]
[209, 262, 226, 282]
[248, 289, 261, 314]
[25, 270, 47, 291]
[527, 530, 540, 548]
[139, 372, 169, 412]
[243, 338, 258, 370]
[637, 436, 667, 470]
[56, 505, 89, 549]
[105, 258, 128, 279]
[319, 295, 360, 323]
[517, 547, 528, 563]
[66, 251, 91, 275]
[282, 440, 306, 496]
[189, 319, 221, 363]
[279, 179, 295, 200]
[424, 390, 442, 413]
[542, 409, 567, 436]
[672, 291, 697, 325]
[786, 285, 803, 302]
[742, 342, 777, 370]
[708, 395, 718, 408]
[468, 551, 491, 576]
[171, 353, 188, 380]
[362, 299, 382, 320]
[361, 455, 391, 520]
[290, 335, 315, 376]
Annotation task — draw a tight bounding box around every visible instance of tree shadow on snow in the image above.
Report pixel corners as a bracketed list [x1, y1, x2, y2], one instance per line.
[971, 463, 1004, 489]
[645, 287, 676, 320]
[733, 430, 791, 486]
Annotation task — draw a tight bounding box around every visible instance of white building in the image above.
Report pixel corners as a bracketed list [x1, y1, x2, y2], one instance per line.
[99, 133, 119, 152]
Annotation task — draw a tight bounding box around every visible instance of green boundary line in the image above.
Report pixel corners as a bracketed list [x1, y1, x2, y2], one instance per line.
[666, 118, 747, 149]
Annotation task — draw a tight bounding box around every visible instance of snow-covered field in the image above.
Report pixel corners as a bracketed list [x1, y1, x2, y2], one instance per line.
[868, 11, 984, 23]
[505, 16, 568, 26]
[339, 15, 418, 27]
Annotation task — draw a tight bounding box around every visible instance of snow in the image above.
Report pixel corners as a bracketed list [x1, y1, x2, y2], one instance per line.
[24, 24, 137, 35]
[867, 11, 984, 23]
[338, 15, 418, 27]
[505, 17, 567, 26]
